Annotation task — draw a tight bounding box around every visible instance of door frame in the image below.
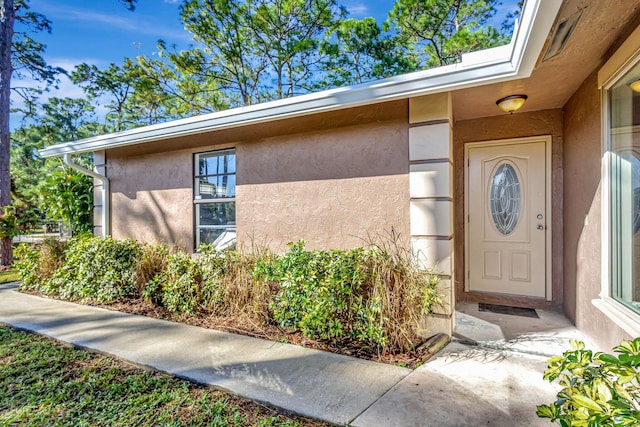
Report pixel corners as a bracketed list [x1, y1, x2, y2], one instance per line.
[464, 135, 553, 301]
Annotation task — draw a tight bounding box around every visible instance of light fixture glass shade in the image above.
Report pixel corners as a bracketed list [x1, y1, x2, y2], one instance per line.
[496, 94, 528, 113]
[630, 78, 640, 92]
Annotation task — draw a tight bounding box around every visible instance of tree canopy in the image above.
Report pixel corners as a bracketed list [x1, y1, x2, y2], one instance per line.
[1, 0, 138, 264]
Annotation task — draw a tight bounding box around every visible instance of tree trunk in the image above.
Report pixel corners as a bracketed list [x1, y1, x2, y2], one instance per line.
[0, 0, 15, 266]
[0, 236, 12, 266]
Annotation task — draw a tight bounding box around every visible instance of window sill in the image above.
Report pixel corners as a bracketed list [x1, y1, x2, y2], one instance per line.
[592, 297, 640, 337]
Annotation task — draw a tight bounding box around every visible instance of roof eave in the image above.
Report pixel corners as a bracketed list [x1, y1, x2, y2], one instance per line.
[39, 0, 560, 159]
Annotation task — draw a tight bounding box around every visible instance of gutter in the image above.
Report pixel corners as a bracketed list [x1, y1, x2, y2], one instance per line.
[63, 153, 109, 238]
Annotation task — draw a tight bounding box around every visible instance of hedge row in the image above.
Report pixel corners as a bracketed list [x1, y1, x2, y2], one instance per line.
[15, 235, 441, 353]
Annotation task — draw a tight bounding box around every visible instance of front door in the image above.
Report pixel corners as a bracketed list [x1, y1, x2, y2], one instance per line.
[466, 137, 550, 298]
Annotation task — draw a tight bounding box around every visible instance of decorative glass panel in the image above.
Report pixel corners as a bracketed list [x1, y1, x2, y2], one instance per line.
[490, 162, 521, 235]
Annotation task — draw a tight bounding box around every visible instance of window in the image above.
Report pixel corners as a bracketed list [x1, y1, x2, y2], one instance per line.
[608, 62, 640, 313]
[194, 149, 236, 249]
[490, 162, 521, 235]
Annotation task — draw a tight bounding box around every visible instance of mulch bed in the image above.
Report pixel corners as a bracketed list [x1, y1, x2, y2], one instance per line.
[85, 299, 430, 369]
[19, 288, 434, 368]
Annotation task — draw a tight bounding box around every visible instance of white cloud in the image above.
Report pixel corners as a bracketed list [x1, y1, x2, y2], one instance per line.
[46, 56, 108, 72]
[163, 0, 180, 3]
[10, 56, 111, 130]
[343, 2, 370, 18]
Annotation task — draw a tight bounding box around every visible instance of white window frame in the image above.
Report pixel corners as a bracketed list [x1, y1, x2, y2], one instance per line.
[194, 148, 236, 250]
[595, 25, 640, 337]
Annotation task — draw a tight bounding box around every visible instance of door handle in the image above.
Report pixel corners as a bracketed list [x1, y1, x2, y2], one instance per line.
[537, 224, 544, 230]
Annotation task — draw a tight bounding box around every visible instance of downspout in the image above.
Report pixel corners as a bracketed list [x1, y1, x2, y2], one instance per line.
[63, 153, 110, 238]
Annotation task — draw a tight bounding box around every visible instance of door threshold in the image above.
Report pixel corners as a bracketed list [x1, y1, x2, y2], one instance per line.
[478, 303, 539, 318]
[459, 291, 557, 311]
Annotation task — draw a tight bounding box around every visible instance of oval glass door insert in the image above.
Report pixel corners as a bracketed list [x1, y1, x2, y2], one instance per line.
[490, 162, 521, 235]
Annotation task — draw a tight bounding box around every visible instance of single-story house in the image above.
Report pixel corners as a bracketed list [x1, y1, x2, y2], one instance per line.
[41, 0, 640, 350]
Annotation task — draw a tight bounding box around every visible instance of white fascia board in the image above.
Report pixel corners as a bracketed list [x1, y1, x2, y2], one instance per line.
[40, 0, 560, 159]
[510, 0, 561, 75]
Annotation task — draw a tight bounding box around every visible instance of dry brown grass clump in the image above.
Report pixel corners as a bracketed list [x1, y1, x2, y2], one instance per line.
[135, 242, 170, 294]
[365, 231, 443, 353]
[208, 245, 276, 323]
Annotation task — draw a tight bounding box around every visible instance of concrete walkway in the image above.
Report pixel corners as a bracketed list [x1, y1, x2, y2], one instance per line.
[0, 283, 588, 426]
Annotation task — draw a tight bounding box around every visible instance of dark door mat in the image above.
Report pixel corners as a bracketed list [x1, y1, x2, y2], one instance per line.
[478, 303, 539, 318]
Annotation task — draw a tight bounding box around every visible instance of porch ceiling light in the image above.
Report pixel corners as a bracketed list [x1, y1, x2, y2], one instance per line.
[496, 94, 528, 114]
[630, 78, 640, 92]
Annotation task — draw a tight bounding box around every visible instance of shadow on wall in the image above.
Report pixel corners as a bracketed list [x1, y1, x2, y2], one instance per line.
[239, 118, 410, 186]
[562, 72, 603, 330]
[112, 189, 189, 248]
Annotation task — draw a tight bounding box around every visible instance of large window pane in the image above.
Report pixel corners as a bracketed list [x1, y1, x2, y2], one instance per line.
[198, 228, 236, 249]
[609, 62, 640, 312]
[196, 175, 236, 199]
[197, 202, 236, 226]
[197, 150, 235, 176]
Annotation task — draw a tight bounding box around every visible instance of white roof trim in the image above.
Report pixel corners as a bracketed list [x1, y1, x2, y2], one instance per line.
[40, 0, 560, 158]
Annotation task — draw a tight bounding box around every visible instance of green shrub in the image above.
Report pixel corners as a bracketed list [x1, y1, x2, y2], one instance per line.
[197, 244, 229, 312]
[15, 238, 68, 293]
[145, 244, 275, 320]
[256, 239, 441, 352]
[42, 169, 93, 235]
[15, 244, 40, 289]
[53, 235, 141, 303]
[16, 232, 441, 355]
[146, 251, 203, 315]
[537, 338, 640, 426]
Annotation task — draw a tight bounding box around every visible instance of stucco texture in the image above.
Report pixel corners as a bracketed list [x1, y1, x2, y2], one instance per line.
[106, 101, 410, 253]
[563, 72, 631, 350]
[108, 149, 194, 249]
[237, 118, 409, 252]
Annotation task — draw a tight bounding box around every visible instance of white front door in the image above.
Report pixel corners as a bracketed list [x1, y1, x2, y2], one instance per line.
[466, 137, 550, 298]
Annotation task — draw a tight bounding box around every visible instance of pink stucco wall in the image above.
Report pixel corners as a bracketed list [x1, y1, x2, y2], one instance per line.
[236, 119, 409, 252]
[108, 148, 195, 250]
[107, 101, 410, 253]
[563, 71, 632, 350]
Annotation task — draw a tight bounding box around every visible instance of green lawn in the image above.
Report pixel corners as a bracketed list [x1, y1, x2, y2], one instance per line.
[0, 269, 20, 284]
[0, 326, 323, 427]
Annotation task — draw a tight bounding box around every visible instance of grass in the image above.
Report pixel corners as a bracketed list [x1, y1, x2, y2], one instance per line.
[0, 269, 20, 284]
[0, 326, 324, 427]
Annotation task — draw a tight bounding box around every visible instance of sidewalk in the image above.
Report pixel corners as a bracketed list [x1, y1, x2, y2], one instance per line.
[353, 304, 589, 426]
[0, 282, 586, 426]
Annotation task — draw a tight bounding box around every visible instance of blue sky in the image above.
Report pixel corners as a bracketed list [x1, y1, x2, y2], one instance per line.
[25, 0, 404, 71]
[24, 0, 519, 70]
[12, 0, 520, 126]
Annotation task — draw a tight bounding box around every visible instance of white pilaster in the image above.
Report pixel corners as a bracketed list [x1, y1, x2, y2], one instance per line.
[408, 93, 454, 336]
[93, 150, 106, 237]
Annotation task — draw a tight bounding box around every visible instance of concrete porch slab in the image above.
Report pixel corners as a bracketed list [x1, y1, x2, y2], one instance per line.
[352, 341, 561, 427]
